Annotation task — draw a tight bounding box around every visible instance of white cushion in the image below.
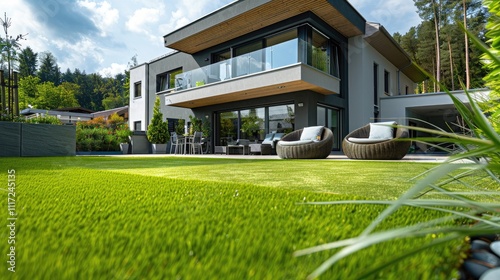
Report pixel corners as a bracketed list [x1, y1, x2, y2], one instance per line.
[279, 140, 314, 146]
[348, 137, 391, 144]
[368, 122, 396, 140]
[262, 133, 274, 144]
[300, 126, 324, 141]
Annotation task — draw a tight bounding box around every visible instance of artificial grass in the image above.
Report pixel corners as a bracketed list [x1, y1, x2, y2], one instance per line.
[0, 157, 467, 279]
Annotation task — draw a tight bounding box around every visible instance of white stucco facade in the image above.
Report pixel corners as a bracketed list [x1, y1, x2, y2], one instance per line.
[347, 35, 417, 131]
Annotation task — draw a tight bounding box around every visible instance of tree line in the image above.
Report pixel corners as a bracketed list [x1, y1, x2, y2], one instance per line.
[394, 0, 488, 93]
[1, 44, 136, 112]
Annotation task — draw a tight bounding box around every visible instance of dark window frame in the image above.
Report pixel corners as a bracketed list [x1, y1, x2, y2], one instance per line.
[156, 68, 183, 92]
[134, 82, 142, 98]
[133, 121, 141, 131]
[384, 70, 390, 95]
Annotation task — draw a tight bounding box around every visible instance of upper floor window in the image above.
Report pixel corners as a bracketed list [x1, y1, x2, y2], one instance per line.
[157, 68, 183, 92]
[134, 82, 142, 98]
[312, 30, 330, 73]
[384, 70, 390, 95]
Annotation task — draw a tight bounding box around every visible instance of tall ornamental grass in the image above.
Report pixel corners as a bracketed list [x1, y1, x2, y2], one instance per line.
[296, 1, 500, 278]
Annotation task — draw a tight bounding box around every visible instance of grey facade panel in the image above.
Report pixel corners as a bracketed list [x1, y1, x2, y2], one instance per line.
[130, 134, 151, 154]
[21, 124, 76, 156]
[0, 122, 21, 157]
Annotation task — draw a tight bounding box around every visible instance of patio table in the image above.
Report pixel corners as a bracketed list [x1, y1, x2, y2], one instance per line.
[181, 135, 194, 154]
[226, 145, 250, 155]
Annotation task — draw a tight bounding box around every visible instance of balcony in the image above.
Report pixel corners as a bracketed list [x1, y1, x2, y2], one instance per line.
[163, 39, 340, 108]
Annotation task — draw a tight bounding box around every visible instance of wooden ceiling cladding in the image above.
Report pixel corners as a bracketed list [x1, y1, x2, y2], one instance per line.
[167, 0, 363, 54]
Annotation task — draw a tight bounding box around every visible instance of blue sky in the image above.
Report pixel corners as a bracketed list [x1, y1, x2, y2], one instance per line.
[3, 0, 422, 77]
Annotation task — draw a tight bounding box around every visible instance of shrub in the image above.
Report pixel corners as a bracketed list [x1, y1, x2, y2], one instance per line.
[0, 114, 62, 125]
[76, 113, 130, 152]
[147, 97, 169, 144]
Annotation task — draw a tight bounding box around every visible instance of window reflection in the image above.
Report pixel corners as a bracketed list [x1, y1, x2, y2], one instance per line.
[240, 108, 265, 141]
[219, 111, 238, 145]
[216, 104, 294, 145]
[269, 104, 294, 134]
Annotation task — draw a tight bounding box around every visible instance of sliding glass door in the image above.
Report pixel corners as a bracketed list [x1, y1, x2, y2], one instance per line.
[317, 105, 341, 150]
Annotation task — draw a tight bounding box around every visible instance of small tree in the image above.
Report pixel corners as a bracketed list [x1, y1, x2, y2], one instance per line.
[147, 97, 170, 144]
[175, 119, 185, 135]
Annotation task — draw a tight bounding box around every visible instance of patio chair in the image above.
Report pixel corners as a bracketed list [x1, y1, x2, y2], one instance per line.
[342, 122, 411, 160]
[170, 132, 185, 154]
[190, 131, 203, 154]
[276, 126, 334, 159]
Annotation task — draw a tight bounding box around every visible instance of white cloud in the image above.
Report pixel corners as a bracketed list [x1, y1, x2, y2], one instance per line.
[78, 0, 119, 36]
[52, 36, 104, 71]
[98, 63, 127, 77]
[126, 7, 163, 41]
[348, 0, 421, 34]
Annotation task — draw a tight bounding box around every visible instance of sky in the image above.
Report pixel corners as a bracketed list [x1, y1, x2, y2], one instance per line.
[2, 0, 422, 77]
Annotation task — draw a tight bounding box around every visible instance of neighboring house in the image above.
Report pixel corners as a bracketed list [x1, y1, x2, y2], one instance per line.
[21, 106, 129, 124]
[91, 106, 129, 122]
[129, 0, 429, 152]
[21, 107, 94, 124]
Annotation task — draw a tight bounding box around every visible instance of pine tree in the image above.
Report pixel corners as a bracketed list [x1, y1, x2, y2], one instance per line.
[18, 46, 38, 78]
[147, 97, 170, 144]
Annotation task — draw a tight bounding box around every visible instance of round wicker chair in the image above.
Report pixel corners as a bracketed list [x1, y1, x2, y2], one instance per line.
[276, 127, 334, 159]
[342, 124, 411, 160]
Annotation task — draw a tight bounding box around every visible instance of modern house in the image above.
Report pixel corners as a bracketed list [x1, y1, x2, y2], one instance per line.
[129, 0, 430, 152]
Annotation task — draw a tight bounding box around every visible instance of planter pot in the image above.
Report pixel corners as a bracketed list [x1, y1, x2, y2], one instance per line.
[151, 143, 167, 154]
[120, 143, 130, 154]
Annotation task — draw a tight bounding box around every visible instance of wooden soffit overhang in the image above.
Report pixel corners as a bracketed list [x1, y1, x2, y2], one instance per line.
[364, 22, 427, 82]
[163, 0, 365, 54]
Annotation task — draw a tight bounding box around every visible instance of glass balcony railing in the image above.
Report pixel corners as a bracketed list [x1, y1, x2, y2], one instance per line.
[174, 38, 334, 91]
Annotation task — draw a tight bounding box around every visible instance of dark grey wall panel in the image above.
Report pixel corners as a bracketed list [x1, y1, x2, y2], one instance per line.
[130, 134, 151, 154]
[21, 124, 76, 156]
[0, 122, 21, 157]
[0, 122, 76, 157]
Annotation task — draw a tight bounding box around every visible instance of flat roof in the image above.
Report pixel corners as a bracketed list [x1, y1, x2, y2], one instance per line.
[163, 0, 365, 54]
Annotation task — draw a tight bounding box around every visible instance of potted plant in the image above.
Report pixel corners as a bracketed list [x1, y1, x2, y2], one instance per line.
[175, 119, 185, 136]
[116, 124, 132, 154]
[147, 97, 170, 154]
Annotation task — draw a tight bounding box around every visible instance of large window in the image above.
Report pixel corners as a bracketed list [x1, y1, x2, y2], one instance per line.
[216, 104, 294, 145]
[157, 68, 182, 92]
[317, 105, 340, 150]
[240, 108, 265, 141]
[312, 29, 330, 73]
[219, 111, 238, 145]
[265, 29, 298, 69]
[234, 40, 264, 77]
[269, 104, 294, 134]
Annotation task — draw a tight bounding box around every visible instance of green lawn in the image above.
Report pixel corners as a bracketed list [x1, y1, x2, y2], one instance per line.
[0, 156, 470, 279]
